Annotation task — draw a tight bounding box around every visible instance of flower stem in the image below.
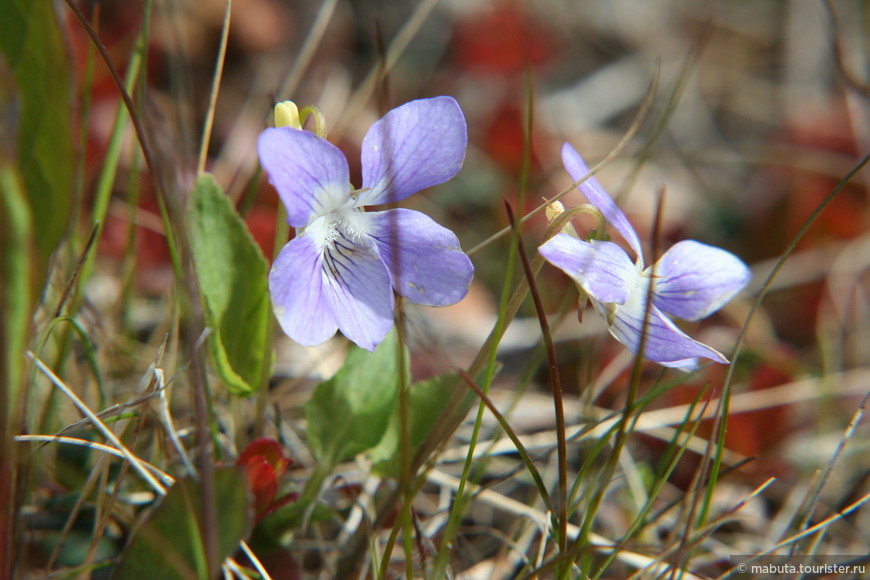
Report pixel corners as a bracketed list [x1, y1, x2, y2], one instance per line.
[505, 200, 569, 564]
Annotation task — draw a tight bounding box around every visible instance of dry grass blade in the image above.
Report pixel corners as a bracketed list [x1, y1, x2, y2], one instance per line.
[14, 435, 174, 487]
[331, 0, 439, 136]
[27, 353, 168, 495]
[197, 0, 232, 176]
[713, 488, 870, 580]
[466, 69, 658, 257]
[426, 470, 707, 580]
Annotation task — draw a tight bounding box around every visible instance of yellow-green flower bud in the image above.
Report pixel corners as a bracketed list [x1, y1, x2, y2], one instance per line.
[274, 101, 302, 130]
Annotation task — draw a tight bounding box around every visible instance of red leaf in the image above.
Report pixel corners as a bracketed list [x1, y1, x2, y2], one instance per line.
[237, 437, 292, 481]
[240, 456, 277, 515]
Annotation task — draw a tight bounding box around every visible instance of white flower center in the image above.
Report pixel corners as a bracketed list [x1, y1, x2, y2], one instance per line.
[303, 206, 373, 252]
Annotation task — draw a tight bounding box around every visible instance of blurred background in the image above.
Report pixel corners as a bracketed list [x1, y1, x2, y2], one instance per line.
[78, 0, 870, 347]
[50, 0, 870, 574]
[77, 0, 870, 412]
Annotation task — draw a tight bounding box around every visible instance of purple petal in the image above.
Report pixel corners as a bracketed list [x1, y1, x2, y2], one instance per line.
[651, 240, 751, 321]
[366, 209, 473, 306]
[593, 284, 730, 370]
[258, 127, 351, 227]
[269, 236, 339, 347]
[561, 143, 644, 261]
[539, 234, 637, 304]
[269, 226, 395, 351]
[319, 228, 396, 351]
[357, 97, 467, 206]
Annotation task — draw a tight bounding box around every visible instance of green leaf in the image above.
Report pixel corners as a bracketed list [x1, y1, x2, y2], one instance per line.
[0, 0, 73, 281]
[112, 468, 252, 580]
[0, 167, 32, 418]
[1, 166, 32, 557]
[44, 531, 118, 568]
[305, 330, 404, 469]
[369, 373, 469, 478]
[257, 496, 335, 540]
[187, 174, 272, 396]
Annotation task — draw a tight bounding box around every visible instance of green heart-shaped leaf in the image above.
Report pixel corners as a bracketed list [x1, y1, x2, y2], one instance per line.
[187, 174, 272, 396]
[305, 330, 404, 469]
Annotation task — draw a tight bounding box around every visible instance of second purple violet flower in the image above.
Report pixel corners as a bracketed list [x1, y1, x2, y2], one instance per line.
[539, 143, 751, 370]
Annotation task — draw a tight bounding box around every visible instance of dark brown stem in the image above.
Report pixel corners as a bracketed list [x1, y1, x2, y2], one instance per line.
[504, 200, 568, 559]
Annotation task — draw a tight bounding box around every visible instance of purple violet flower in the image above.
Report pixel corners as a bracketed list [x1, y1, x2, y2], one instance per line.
[258, 97, 474, 351]
[539, 143, 751, 370]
